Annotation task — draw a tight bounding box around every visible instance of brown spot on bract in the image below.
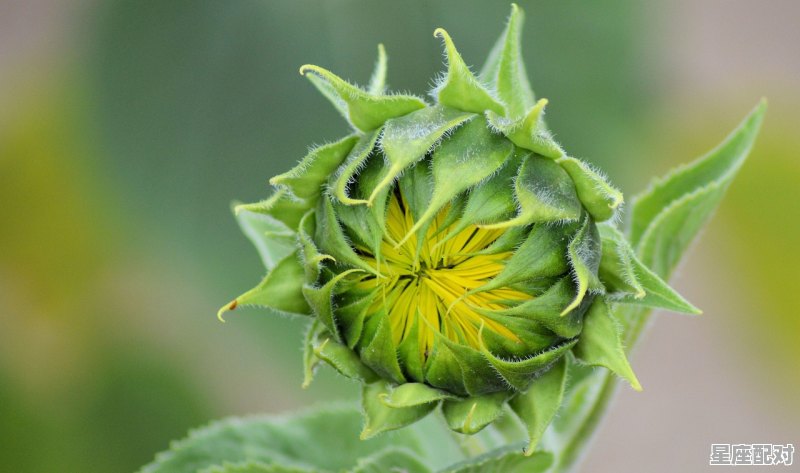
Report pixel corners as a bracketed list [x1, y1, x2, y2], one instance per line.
[228, 300, 238, 310]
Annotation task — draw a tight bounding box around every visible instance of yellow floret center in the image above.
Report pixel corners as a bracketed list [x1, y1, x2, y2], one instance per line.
[353, 190, 530, 357]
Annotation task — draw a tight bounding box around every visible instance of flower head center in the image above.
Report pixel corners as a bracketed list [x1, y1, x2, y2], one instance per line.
[351, 188, 530, 359]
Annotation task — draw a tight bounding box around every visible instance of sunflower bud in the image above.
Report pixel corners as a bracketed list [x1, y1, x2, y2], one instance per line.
[220, 4, 699, 453]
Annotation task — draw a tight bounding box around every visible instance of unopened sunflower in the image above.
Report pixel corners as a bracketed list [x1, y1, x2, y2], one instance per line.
[219, 4, 699, 453]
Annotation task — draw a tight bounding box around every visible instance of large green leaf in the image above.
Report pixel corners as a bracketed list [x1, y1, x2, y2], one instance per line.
[139, 405, 425, 473]
[440, 448, 552, 473]
[630, 100, 766, 275]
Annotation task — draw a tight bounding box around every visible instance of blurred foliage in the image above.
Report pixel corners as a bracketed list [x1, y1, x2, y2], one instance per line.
[1, 0, 798, 472]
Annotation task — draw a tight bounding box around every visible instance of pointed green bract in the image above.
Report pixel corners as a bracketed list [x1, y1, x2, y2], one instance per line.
[367, 44, 388, 95]
[302, 320, 322, 388]
[314, 336, 379, 383]
[437, 153, 521, 244]
[484, 277, 584, 339]
[331, 129, 382, 205]
[380, 383, 455, 408]
[301, 65, 426, 132]
[218, 253, 309, 321]
[599, 224, 700, 314]
[573, 299, 642, 391]
[484, 4, 535, 119]
[562, 214, 602, 315]
[433, 28, 504, 115]
[234, 204, 297, 272]
[509, 354, 569, 455]
[472, 223, 570, 294]
[360, 313, 407, 384]
[235, 188, 310, 232]
[397, 116, 513, 246]
[483, 153, 581, 229]
[442, 392, 508, 434]
[370, 105, 475, 204]
[559, 157, 623, 221]
[270, 135, 359, 201]
[316, 198, 379, 275]
[486, 100, 564, 158]
[361, 381, 437, 439]
[479, 332, 577, 391]
[302, 269, 363, 339]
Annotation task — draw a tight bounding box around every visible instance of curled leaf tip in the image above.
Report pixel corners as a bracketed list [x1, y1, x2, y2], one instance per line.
[217, 300, 237, 323]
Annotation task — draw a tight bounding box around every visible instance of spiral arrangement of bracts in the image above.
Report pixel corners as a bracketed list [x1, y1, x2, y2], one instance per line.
[220, 4, 699, 452]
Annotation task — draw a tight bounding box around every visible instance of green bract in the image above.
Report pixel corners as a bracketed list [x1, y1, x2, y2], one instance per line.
[220, 4, 701, 453]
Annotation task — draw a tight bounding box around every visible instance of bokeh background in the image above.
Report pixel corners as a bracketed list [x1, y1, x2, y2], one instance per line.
[1, 1, 798, 471]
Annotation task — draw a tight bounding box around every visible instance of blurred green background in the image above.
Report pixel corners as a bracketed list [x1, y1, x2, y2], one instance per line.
[1, 1, 797, 471]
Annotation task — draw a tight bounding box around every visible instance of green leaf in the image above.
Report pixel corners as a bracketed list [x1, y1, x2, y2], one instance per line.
[367, 44, 388, 95]
[442, 392, 508, 434]
[482, 153, 581, 229]
[599, 224, 700, 314]
[440, 447, 553, 473]
[361, 381, 438, 439]
[218, 253, 310, 321]
[300, 65, 426, 132]
[573, 298, 641, 391]
[202, 462, 315, 473]
[481, 4, 535, 119]
[368, 105, 475, 204]
[396, 116, 513, 246]
[631, 100, 766, 275]
[351, 448, 431, 473]
[270, 135, 359, 201]
[562, 214, 602, 315]
[486, 100, 564, 158]
[509, 355, 569, 455]
[432, 28, 504, 114]
[140, 405, 425, 473]
[558, 157, 623, 222]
